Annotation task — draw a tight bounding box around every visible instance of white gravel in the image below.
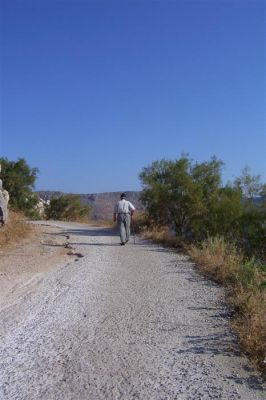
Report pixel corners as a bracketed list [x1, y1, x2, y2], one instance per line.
[0, 221, 265, 400]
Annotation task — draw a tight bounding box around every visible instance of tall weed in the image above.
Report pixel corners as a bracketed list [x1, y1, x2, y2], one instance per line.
[188, 237, 266, 374]
[0, 211, 32, 248]
[188, 237, 242, 283]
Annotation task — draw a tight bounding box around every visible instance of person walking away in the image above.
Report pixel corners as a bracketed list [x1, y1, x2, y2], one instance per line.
[113, 193, 135, 245]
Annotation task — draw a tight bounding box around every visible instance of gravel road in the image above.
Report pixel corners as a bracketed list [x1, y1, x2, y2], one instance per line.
[0, 221, 265, 400]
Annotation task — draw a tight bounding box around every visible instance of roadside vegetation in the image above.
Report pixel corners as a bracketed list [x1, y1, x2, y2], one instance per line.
[137, 155, 266, 374]
[0, 157, 38, 247]
[0, 157, 91, 223]
[189, 237, 266, 371]
[45, 194, 91, 222]
[0, 157, 40, 219]
[0, 211, 32, 248]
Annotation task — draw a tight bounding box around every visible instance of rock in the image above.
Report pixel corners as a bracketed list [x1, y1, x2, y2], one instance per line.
[35, 198, 50, 217]
[0, 164, 9, 225]
[64, 242, 73, 249]
[75, 253, 84, 258]
[67, 251, 84, 258]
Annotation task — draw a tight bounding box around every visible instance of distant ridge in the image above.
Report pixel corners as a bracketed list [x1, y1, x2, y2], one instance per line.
[36, 191, 143, 220]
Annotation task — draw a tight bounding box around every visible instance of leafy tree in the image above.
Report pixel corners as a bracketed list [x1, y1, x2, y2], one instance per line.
[139, 156, 266, 258]
[260, 183, 266, 198]
[237, 205, 266, 258]
[45, 194, 91, 221]
[206, 185, 243, 239]
[0, 157, 39, 215]
[140, 156, 226, 239]
[233, 167, 266, 257]
[234, 166, 262, 199]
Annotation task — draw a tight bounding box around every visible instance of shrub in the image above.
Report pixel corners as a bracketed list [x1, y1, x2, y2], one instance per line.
[0, 157, 39, 217]
[45, 194, 91, 221]
[0, 211, 32, 247]
[139, 156, 266, 257]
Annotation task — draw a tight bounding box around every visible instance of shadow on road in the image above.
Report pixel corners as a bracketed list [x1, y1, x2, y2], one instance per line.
[71, 242, 121, 246]
[49, 227, 118, 238]
[175, 333, 265, 391]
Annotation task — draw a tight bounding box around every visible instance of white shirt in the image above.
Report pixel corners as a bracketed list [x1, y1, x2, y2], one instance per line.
[114, 199, 135, 214]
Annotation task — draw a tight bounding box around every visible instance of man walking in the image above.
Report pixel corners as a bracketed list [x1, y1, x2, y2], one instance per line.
[113, 193, 135, 245]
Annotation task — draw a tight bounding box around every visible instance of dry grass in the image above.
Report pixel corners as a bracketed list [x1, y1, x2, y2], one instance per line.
[131, 212, 182, 249]
[232, 281, 266, 371]
[141, 225, 182, 248]
[130, 211, 147, 234]
[0, 211, 32, 248]
[188, 237, 242, 284]
[188, 237, 266, 375]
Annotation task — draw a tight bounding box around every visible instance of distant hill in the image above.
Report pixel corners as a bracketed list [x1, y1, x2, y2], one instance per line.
[36, 191, 143, 220]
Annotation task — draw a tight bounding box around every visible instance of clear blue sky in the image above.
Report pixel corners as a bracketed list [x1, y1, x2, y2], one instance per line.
[1, 0, 265, 193]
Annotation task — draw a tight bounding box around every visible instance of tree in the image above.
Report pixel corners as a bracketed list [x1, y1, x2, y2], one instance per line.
[140, 156, 225, 239]
[234, 166, 262, 199]
[0, 157, 39, 214]
[140, 156, 266, 258]
[45, 194, 91, 221]
[206, 185, 243, 239]
[232, 167, 266, 257]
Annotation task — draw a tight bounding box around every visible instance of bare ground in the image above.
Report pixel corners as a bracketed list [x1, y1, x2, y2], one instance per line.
[0, 223, 69, 307]
[0, 221, 265, 400]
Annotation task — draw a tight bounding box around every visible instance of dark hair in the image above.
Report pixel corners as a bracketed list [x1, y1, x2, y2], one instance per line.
[120, 193, 126, 199]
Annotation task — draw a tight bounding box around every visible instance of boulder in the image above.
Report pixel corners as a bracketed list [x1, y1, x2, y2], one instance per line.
[0, 173, 9, 225]
[35, 198, 50, 217]
[0, 188, 9, 225]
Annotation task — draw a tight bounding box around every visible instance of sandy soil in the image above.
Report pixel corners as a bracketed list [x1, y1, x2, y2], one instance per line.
[0, 223, 69, 307]
[0, 221, 265, 399]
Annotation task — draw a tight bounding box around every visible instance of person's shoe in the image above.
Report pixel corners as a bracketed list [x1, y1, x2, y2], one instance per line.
[120, 242, 125, 246]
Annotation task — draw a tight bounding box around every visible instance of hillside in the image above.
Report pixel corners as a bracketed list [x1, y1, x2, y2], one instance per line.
[36, 191, 143, 220]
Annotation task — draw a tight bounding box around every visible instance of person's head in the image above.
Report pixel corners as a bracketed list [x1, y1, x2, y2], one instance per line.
[120, 193, 126, 200]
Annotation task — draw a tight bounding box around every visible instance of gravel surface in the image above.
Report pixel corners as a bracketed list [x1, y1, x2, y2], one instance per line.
[0, 221, 265, 400]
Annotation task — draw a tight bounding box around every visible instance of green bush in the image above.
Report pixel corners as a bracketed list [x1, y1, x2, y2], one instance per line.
[0, 157, 39, 217]
[45, 194, 91, 221]
[139, 156, 266, 259]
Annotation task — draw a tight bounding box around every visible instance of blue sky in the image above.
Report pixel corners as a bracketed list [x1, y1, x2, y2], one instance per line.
[1, 0, 265, 193]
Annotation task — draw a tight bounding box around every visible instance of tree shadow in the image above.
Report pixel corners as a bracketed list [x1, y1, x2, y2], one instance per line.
[187, 305, 233, 319]
[70, 242, 122, 247]
[176, 332, 241, 357]
[225, 374, 265, 391]
[138, 244, 179, 254]
[48, 227, 118, 238]
[174, 333, 265, 391]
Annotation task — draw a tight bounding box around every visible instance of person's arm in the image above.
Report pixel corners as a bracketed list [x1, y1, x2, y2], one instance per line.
[128, 202, 135, 217]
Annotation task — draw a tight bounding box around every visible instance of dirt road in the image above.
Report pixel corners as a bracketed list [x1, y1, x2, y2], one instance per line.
[0, 221, 265, 399]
